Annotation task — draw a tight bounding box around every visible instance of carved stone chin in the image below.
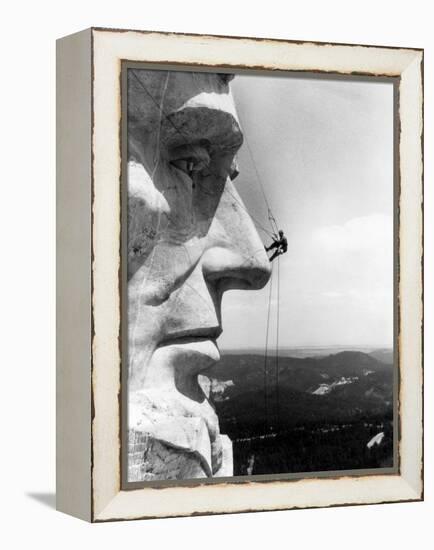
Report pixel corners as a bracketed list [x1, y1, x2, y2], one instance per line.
[127, 69, 271, 481]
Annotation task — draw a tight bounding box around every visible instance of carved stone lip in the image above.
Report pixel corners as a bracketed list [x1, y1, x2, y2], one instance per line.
[158, 326, 223, 348]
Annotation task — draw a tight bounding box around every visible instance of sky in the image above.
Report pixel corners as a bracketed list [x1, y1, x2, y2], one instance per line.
[218, 73, 394, 350]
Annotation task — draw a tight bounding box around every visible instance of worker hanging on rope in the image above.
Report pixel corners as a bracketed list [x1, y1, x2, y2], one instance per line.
[265, 230, 288, 262]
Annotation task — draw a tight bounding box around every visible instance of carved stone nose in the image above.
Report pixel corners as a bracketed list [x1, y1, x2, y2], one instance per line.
[201, 178, 272, 293]
[202, 246, 271, 293]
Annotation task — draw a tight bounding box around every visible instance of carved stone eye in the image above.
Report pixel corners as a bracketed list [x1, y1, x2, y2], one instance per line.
[170, 158, 196, 176]
[168, 144, 211, 179]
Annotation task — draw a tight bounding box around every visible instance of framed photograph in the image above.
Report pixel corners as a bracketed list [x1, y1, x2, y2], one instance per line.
[56, 28, 423, 522]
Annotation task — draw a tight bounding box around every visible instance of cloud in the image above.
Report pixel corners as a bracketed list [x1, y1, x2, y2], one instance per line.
[220, 214, 394, 349]
[313, 214, 392, 254]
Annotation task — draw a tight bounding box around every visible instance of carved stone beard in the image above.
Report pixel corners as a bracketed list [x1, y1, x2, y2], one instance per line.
[127, 69, 270, 481]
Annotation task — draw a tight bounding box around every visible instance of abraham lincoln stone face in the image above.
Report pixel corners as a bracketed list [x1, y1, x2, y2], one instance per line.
[127, 69, 271, 481]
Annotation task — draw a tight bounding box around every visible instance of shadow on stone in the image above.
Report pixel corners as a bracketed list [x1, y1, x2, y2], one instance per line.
[27, 492, 56, 510]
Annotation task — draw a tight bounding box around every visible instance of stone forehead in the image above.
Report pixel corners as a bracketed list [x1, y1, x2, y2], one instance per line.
[127, 69, 240, 136]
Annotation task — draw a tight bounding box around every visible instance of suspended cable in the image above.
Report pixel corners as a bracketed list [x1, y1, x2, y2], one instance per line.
[150, 71, 170, 179]
[223, 187, 274, 238]
[268, 210, 280, 236]
[130, 70, 186, 140]
[243, 132, 274, 219]
[263, 262, 274, 434]
[242, 125, 280, 235]
[275, 255, 281, 433]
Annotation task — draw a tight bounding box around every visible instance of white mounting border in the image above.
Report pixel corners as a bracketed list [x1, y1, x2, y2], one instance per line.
[56, 27, 423, 522]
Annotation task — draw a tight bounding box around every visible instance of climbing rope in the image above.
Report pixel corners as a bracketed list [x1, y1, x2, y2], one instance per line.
[263, 261, 274, 433]
[238, 113, 284, 435]
[243, 129, 280, 236]
[262, 256, 282, 435]
[150, 72, 170, 178]
[275, 255, 281, 432]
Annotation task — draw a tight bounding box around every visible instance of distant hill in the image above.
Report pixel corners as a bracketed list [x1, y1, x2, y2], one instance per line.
[208, 351, 393, 421]
[219, 346, 392, 359]
[369, 349, 394, 364]
[204, 350, 395, 474]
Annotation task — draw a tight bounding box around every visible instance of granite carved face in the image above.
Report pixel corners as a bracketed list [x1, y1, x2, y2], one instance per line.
[127, 69, 271, 480]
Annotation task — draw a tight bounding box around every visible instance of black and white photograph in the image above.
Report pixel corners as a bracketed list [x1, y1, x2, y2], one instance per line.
[124, 66, 396, 484]
[2, 0, 428, 539]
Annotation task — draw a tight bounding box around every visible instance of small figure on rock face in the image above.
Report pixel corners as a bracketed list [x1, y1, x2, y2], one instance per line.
[265, 230, 288, 262]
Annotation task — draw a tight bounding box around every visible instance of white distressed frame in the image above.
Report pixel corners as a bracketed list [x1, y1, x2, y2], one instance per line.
[57, 27, 423, 522]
